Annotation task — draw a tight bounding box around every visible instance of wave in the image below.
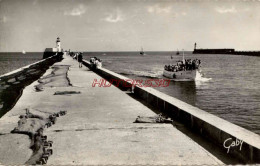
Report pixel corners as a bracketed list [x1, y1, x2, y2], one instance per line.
[195, 71, 212, 82]
[195, 71, 212, 87]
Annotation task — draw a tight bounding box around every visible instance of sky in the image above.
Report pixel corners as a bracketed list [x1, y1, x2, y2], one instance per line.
[0, 0, 260, 52]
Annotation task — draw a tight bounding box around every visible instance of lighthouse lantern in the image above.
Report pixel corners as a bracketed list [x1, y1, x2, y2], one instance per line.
[56, 37, 61, 52]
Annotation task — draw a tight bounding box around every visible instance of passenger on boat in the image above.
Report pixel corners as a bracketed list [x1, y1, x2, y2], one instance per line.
[165, 59, 201, 72]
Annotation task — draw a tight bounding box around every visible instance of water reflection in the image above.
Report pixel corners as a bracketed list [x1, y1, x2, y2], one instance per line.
[155, 80, 197, 106]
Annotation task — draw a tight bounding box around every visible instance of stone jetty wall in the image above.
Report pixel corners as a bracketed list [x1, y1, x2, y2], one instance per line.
[0, 54, 63, 118]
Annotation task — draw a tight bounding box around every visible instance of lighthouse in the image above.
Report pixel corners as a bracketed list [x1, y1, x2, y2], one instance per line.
[56, 37, 61, 52]
[43, 37, 63, 59]
[194, 42, 197, 50]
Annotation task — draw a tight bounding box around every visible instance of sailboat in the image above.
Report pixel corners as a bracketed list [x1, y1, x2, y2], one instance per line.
[163, 49, 201, 80]
[176, 49, 180, 55]
[22, 50, 26, 54]
[140, 47, 144, 55]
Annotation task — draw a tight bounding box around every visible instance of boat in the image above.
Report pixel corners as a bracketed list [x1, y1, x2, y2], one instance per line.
[140, 47, 145, 55]
[176, 49, 180, 55]
[22, 50, 26, 54]
[163, 50, 201, 80]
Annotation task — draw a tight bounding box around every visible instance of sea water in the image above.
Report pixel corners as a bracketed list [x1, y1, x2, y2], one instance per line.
[0, 52, 43, 76]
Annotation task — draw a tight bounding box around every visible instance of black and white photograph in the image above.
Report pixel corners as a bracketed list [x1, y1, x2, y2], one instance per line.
[0, 0, 259, 165]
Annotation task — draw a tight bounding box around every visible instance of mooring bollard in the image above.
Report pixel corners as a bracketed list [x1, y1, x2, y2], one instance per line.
[43, 147, 53, 155]
[42, 154, 49, 160]
[41, 158, 47, 164]
[36, 160, 42, 165]
[37, 127, 44, 136]
[43, 140, 53, 147]
[43, 148, 53, 155]
[49, 115, 57, 124]
[52, 117, 57, 124]
[41, 135, 47, 141]
[45, 122, 52, 128]
[48, 140, 53, 145]
[36, 158, 47, 165]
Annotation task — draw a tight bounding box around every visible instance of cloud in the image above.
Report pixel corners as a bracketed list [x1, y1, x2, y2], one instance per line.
[33, 0, 38, 5]
[243, 8, 250, 12]
[103, 9, 124, 23]
[64, 4, 86, 16]
[181, 12, 187, 16]
[147, 4, 172, 14]
[0, 16, 7, 23]
[76, 37, 92, 40]
[215, 6, 237, 14]
[34, 26, 42, 33]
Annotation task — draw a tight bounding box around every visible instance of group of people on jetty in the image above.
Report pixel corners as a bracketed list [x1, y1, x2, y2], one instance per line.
[68, 51, 102, 69]
[90, 57, 102, 69]
[90, 57, 102, 64]
[69, 52, 83, 68]
[164, 59, 201, 72]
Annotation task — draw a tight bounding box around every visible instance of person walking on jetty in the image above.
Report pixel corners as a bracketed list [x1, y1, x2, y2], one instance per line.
[78, 52, 83, 68]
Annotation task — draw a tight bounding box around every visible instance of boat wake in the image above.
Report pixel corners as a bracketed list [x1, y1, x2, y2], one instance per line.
[195, 71, 212, 82]
[168, 78, 194, 82]
[118, 71, 162, 79]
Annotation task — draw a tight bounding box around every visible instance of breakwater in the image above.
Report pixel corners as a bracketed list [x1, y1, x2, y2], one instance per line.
[83, 59, 260, 163]
[0, 54, 63, 118]
[193, 49, 260, 56]
[232, 51, 260, 56]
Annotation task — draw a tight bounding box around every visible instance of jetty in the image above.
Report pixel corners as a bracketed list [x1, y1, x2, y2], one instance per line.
[193, 43, 260, 56]
[0, 53, 260, 165]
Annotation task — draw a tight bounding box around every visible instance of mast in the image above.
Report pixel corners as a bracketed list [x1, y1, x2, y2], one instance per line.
[140, 47, 144, 55]
[182, 49, 185, 64]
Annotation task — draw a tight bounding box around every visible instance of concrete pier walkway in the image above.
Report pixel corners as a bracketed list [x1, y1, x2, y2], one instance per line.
[0, 55, 223, 165]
